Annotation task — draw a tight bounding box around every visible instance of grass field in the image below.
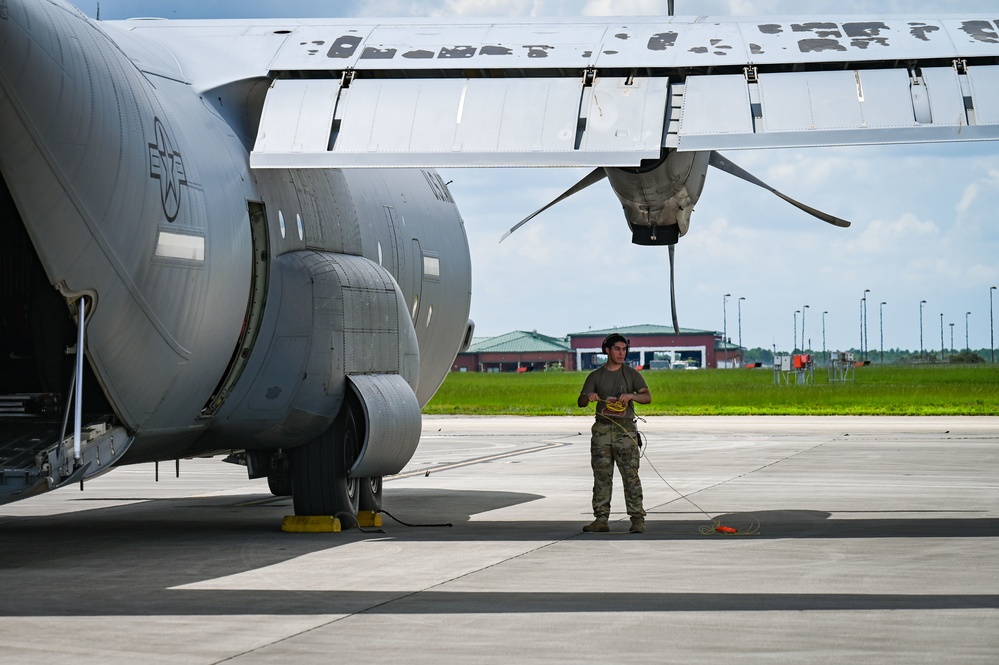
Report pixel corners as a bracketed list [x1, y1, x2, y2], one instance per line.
[423, 364, 999, 416]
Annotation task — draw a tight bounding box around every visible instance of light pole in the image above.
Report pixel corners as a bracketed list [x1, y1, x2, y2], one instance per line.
[738, 296, 746, 351]
[949, 322, 955, 353]
[723, 293, 731, 344]
[991, 286, 996, 363]
[966, 311, 971, 352]
[794, 310, 800, 352]
[802, 305, 809, 353]
[940, 312, 944, 356]
[919, 300, 926, 356]
[822, 311, 828, 362]
[859, 297, 865, 356]
[880, 301, 886, 363]
[863, 289, 870, 359]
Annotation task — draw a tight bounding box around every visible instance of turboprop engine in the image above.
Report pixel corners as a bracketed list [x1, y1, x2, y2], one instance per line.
[502, 148, 850, 331]
[604, 151, 711, 246]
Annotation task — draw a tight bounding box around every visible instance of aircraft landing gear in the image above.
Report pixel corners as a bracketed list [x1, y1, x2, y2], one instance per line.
[359, 475, 383, 512]
[267, 471, 292, 497]
[263, 451, 292, 496]
[291, 393, 361, 520]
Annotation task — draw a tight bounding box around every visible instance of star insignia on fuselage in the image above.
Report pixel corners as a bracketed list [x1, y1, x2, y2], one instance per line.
[148, 117, 187, 222]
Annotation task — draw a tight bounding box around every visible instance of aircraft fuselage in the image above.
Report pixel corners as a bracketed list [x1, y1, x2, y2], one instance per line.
[0, 0, 471, 482]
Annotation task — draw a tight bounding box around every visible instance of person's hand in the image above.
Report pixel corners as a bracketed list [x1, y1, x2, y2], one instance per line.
[586, 392, 599, 403]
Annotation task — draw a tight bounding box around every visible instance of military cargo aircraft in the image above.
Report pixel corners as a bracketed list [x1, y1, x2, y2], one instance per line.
[2, 0, 998, 519]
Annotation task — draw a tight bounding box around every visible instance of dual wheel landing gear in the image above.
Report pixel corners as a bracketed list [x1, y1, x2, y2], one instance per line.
[289, 392, 382, 524]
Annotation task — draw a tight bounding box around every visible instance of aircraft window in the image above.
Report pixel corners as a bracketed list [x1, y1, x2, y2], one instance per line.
[296, 213, 304, 241]
[426, 305, 433, 327]
[411, 295, 419, 320]
[377, 241, 383, 265]
[423, 255, 440, 278]
[278, 210, 286, 239]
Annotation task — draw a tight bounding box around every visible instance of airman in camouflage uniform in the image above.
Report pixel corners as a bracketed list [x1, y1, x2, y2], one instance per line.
[577, 333, 651, 534]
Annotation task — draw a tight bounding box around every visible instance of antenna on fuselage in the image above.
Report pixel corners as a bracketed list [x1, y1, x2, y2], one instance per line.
[96, 3, 100, 20]
[668, 0, 675, 17]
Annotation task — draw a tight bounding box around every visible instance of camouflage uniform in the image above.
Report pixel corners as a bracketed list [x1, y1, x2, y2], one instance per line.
[590, 419, 645, 520]
[581, 363, 648, 520]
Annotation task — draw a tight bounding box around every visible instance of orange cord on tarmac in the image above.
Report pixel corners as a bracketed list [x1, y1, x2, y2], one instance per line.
[606, 417, 760, 536]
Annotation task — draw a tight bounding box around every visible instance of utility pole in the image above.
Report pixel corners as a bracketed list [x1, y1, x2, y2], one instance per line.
[950, 323, 955, 353]
[966, 311, 971, 352]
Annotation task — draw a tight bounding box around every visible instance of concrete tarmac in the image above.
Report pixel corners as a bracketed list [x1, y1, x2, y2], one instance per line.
[1, 416, 997, 664]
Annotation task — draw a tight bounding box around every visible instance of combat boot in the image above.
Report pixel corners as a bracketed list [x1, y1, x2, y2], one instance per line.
[582, 518, 609, 533]
[629, 517, 645, 534]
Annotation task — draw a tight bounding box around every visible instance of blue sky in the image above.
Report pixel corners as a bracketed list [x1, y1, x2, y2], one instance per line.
[74, 0, 999, 354]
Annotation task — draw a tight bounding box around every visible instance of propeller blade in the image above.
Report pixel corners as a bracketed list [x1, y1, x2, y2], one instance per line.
[708, 151, 851, 228]
[668, 243, 679, 335]
[500, 168, 608, 242]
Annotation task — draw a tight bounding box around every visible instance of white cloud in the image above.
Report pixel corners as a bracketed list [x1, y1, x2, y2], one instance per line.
[956, 183, 979, 214]
[851, 213, 939, 256]
[434, 1, 538, 17]
[578, 0, 670, 16]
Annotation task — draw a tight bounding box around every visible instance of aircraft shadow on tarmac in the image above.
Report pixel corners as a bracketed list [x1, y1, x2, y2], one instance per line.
[2, 489, 998, 617]
[2, 488, 997, 545]
[2, 590, 995, 618]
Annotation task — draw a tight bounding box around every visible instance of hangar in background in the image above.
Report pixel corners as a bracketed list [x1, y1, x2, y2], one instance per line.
[454, 324, 744, 372]
[452, 331, 575, 372]
[569, 324, 743, 370]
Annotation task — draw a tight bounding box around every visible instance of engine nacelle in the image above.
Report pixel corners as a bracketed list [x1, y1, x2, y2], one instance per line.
[201, 251, 419, 454]
[604, 150, 710, 246]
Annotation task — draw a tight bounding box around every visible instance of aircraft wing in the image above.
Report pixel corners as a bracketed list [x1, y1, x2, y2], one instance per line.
[110, 15, 999, 168]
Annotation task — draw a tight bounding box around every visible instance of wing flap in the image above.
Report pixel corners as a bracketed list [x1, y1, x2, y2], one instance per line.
[251, 79, 341, 160]
[674, 65, 999, 151]
[968, 65, 999, 124]
[251, 75, 669, 168]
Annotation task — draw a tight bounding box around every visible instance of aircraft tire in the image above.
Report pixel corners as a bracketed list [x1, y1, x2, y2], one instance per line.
[358, 476, 383, 512]
[267, 471, 293, 497]
[291, 395, 361, 520]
